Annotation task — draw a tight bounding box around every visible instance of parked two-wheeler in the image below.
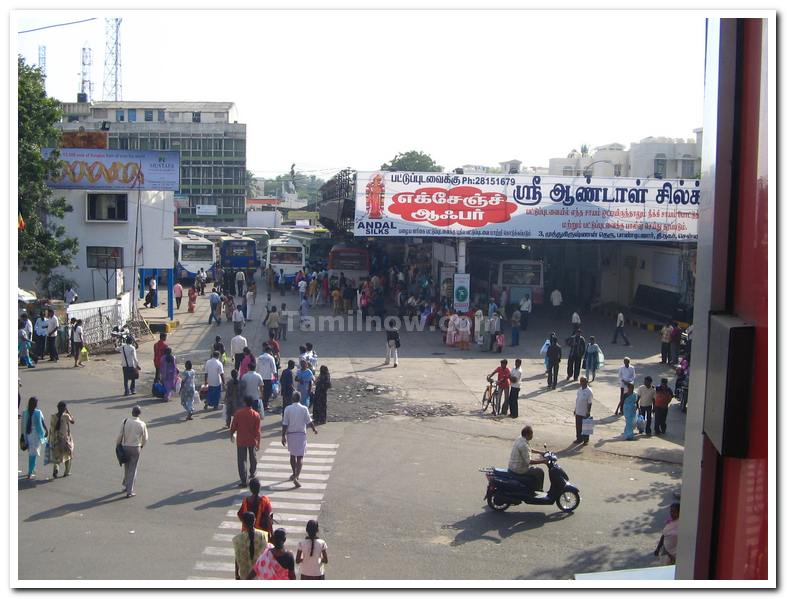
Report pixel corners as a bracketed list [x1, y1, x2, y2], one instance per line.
[481, 450, 580, 513]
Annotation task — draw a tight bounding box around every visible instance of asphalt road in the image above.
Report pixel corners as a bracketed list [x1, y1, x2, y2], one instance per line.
[17, 285, 684, 582]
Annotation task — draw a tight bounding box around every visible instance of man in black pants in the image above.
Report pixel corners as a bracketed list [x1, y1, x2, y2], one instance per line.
[565, 329, 586, 382]
[508, 359, 523, 419]
[546, 334, 562, 390]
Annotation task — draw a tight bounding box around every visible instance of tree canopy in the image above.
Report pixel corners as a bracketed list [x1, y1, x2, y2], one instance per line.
[18, 55, 78, 277]
[380, 150, 442, 172]
[261, 171, 326, 204]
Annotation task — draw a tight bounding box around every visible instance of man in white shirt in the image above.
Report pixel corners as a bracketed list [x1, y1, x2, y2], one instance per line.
[571, 311, 581, 333]
[612, 311, 630, 345]
[45, 309, 59, 362]
[34, 312, 48, 362]
[550, 288, 563, 319]
[574, 377, 593, 444]
[508, 358, 523, 419]
[281, 391, 319, 487]
[235, 269, 246, 297]
[256, 345, 277, 411]
[119, 336, 140, 395]
[637, 376, 657, 436]
[519, 294, 532, 331]
[298, 278, 307, 302]
[507, 425, 546, 490]
[615, 357, 636, 416]
[117, 405, 148, 497]
[65, 287, 78, 305]
[230, 333, 247, 370]
[204, 351, 225, 410]
[232, 304, 245, 335]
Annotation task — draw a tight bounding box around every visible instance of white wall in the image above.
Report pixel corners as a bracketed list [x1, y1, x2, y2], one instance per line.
[598, 244, 685, 305]
[42, 189, 174, 301]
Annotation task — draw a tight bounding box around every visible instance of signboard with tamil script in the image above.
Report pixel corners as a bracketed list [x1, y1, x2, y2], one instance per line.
[354, 171, 700, 242]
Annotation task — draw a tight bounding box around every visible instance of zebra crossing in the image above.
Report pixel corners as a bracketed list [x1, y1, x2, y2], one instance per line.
[188, 441, 339, 580]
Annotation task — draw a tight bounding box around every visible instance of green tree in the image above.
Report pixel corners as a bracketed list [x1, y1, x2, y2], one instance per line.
[380, 150, 442, 172]
[260, 171, 326, 203]
[18, 56, 78, 277]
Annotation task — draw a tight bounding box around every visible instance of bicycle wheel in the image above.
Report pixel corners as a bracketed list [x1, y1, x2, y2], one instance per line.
[493, 389, 502, 415]
[481, 387, 493, 412]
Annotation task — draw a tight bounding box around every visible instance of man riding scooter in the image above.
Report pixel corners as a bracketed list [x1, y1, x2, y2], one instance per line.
[508, 425, 547, 492]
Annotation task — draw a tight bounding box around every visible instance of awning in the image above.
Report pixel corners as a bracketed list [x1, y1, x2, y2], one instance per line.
[18, 288, 37, 303]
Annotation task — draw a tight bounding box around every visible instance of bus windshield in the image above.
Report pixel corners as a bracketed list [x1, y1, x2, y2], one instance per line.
[181, 244, 213, 261]
[270, 247, 303, 264]
[224, 241, 255, 257]
[330, 251, 367, 271]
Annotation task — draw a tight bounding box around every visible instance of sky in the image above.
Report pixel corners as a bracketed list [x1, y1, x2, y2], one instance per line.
[14, 9, 707, 181]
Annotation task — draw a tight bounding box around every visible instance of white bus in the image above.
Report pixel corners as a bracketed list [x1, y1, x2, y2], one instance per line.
[174, 234, 216, 282]
[266, 237, 305, 285]
[187, 227, 225, 246]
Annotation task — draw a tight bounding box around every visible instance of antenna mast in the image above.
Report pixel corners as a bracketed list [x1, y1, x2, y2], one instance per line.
[102, 18, 122, 100]
[80, 45, 93, 101]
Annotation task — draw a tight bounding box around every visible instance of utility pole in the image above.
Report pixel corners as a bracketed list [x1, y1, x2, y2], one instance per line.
[38, 45, 46, 78]
[80, 45, 93, 101]
[102, 18, 122, 101]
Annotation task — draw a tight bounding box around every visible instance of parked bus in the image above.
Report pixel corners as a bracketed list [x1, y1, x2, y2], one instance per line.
[174, 234, 216, 282]
[220, 227, 270, 264]
[469, 256, 544, 306]
[188, 227, 225, 246]
[266, 237, 305, 284]
[219, 235, 261, 275]
[327, 245, 370, 286]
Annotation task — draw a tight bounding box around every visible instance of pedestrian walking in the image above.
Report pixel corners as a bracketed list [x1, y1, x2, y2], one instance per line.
[248, 529, 296, 580]
[519, 294, 532, 331]
[257, 347, 277, 411]
[654, 503, 680, 565]
[565, 329, 586, 382]
[49, 401, 75, 478]
[508, 359, 522, 419]
[281, 391, 319, 488]
[67, 317, 76, 360]
[510, 309, 521, 347]
[230, 397, 261, 487]
[550, 287, 563, 319]
[278, 270, 286, 296]
[21, 396, 48, 480]
[173, 281, 183, 310]
[279, 303, 288, 340]
[239, 347, 255, 379]
[34, 311, 48, 362]
[385, 325, 400, 367]
[236, 269, 246, 298]
[612, 310, 630, 345]
[160, 349, 179, 402]
[213, 335, 226, 363]
[669, 322, 682, 366]
[488, 359, 511, 415]
[280, 360, 295, 410]
[117, 406, 148, 497]
[263, 293, 273, 325]
[45, 309, 59, 362]
[571, 310, 581, 333]
[615, 357, 636, 416]
[118, 336, 140, 396]
[72, 319, 85, 368]
[208, 288, 223, 325]
[224, 369, 242, 428]
[180, 360, 197, 420]
[622, 382, 638, 440]
[489, 312, 502, 353]
[241, 361, 265, 415]
[584, 336, 601, 382]
[245, 288, 255, 321]
[232, 303, 246, 335]
[299, 295, 310, 329]
[637, 376, 656, 436]
[18, 320, 35, 368]
[296, 520, 329, 580]
[153, 333, 168, 383]
[294, 359, 314, 409]
[660, 322, 673, 364]
[231, 332, 248, 371]
[312, 365, 331, 425]
[654, 378, 674, 435]
[188, 286, 198, 313]
[546, 334, 562, 389]
[234, 511, 268, 580]
[573, 377, 593, 444]
[298, 277, 307, 302]
[268, 332, 281, 372]
[237, 478, 274, 538]
[304, 343, 318, 371]
[204, 351, 225, 411]
[266, 306, 280, 340]
[225, 293, 236, 322]
[456, 312, 471, 350]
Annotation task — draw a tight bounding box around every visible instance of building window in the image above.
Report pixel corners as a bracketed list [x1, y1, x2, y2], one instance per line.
[116, 110, 125, 122]
[67, 115, 79, 123]
[192, 112, 201, 123]
[119, 138, 129, 150]
[128, 109, 137, 122]
[144, 110, 153, 122]
[160, 138, 169, 150]
[653, 153, 667, 178]
[86, 246, 124, 268]
[87, 193, 128, 222]
[158, 110, 165, 122]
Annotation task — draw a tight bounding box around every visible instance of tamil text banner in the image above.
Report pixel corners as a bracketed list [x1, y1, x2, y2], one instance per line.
[42, 148, 181, 191]
[354, 171, 699, 242]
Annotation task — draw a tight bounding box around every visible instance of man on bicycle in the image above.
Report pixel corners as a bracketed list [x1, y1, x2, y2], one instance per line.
[487, 359, 511, 415]
[508, 425, 547, 491]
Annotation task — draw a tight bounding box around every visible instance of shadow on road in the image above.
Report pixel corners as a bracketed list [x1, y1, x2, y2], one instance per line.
[520, 543, 657, 579]
[24, 491, 127, 522]
[145, 482, 239, 510]
[445, 509, 572, 546]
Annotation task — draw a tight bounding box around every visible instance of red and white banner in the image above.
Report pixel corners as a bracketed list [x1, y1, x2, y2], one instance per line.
[354, 171, 700, 241]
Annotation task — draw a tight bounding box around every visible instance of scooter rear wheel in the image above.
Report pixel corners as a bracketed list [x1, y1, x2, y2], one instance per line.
[486, 495, 511, 512]
[556, 489, 580, 513]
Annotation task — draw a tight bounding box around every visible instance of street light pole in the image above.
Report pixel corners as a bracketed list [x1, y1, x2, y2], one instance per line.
[582, 159, 614, 178]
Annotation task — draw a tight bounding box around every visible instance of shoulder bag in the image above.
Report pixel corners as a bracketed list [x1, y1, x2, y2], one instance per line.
[123, 346, 140, 379]
[115, 419, 128, 465]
